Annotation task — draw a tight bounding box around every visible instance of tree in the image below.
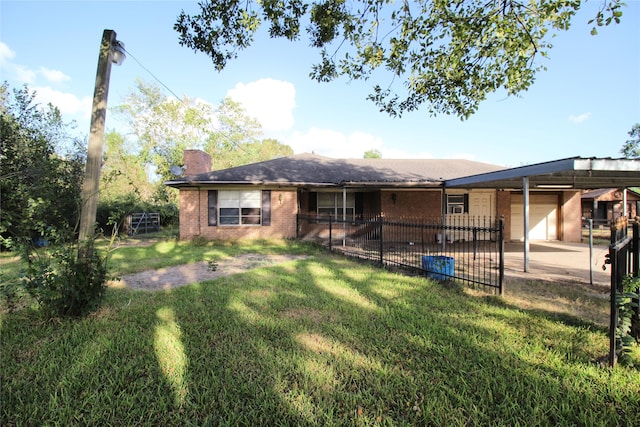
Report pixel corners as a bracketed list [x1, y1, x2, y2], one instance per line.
[621, 123, 640, 159]
[101, 130, 152, 201]
[0, 83, 84, 249]
[206, 99, 293, 169]
[175, 0, 624, 119]
[206, 97, 262, 170]
[114, 79, 213, 190]
[114, 80, 294, 182]
[364, 149, 382, 159]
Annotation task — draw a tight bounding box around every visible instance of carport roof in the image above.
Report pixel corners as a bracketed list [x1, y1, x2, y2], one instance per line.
[444, 157, 640, 190]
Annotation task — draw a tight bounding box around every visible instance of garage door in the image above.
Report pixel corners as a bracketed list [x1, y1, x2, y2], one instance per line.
[511, 194, 558, 241]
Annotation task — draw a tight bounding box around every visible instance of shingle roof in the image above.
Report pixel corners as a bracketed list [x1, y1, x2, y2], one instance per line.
[165, 153, 507, 188]
[582, 187, 640, 200]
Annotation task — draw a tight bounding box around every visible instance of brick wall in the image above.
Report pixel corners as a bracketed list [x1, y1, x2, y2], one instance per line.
[183, 150, 211, 176]
[179, 189, 298, 241]
[562, 191, 582, 242]
[381, 190, 442, 217]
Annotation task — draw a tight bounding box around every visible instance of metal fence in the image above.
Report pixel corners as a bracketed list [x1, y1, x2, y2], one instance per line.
[297, 214, 504, 294]
[125, 212, 160, 236]
[606, 217, 639, 366]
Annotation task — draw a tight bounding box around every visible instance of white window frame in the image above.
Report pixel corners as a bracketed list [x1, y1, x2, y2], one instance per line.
[447, 194, 466, 214]
[218, 190, 262, 226]
[317, 192, 355, 219]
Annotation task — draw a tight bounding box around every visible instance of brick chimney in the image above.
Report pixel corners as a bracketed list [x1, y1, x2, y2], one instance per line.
[183, 150, 211, 176]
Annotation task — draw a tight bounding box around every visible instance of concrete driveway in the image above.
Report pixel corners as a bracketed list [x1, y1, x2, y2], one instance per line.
[503, 241, 611, 287]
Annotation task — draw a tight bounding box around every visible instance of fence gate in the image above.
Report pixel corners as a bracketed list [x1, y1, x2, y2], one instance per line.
[126, 212, 160, 236]
[606, 217, 639, 367]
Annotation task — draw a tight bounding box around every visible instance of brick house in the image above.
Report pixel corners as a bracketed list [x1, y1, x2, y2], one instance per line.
[581, 188, 640, 226]
[165, 150, 640, 243]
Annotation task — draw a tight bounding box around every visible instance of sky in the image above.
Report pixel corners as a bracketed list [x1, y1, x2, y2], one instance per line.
[1, 0, 639, 167]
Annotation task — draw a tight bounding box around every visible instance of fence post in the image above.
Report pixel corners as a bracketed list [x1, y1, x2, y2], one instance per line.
[499, 216, 505, 296]
[609, 243, 619, 367]
[328, 215, 333, 251]
[589, 218, 594, 285]
[633, 221, 639, 339]
[379, 217, 384, 265]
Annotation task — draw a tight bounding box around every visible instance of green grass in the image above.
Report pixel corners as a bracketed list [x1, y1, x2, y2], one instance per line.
[2, 239, 639, 426]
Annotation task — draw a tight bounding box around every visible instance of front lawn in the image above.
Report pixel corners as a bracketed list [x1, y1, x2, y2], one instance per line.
[1, 240, 639, 425]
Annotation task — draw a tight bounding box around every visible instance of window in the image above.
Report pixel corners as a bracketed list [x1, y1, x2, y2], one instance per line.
[447, 194, 468, 214]
[208, 190, 270, 226]
[317, 192, 355, 218]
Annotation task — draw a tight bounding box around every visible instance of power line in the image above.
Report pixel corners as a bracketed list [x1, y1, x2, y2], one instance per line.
[119, 46, 257, 162]
[121, 46, 183, 102]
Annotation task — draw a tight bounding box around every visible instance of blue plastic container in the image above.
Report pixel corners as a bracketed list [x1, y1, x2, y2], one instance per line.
[422, 255, 454, 281]
[34, 238, 49, 247]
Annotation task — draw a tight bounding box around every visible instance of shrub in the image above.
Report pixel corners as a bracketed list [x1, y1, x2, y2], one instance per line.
[21, 239, 108, 318]
[615, 275, 640, 366]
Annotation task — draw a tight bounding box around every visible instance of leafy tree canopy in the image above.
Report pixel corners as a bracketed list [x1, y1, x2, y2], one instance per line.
[0, 83, 84, 248]
[113, 80, 294, 187]
[621, 123, 640, 159]
[364, 148, 382, 158]
[175, 0, 624, 119]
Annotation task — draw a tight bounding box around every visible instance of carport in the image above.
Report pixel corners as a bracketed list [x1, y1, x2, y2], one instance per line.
[445, 157, 640, 272]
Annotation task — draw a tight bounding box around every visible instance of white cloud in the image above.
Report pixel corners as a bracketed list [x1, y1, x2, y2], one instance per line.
[32, 86, 92, 118]
[14, 65, 37, 84]
[39, 67, 71, 84]
[227, 78, 295, 132]
[568, 112, 592, 124]
[0, 42, 15, 61]
[0, 42, 36, 84]
[0, 43, 91, 125]
[285, 127, 384, 158]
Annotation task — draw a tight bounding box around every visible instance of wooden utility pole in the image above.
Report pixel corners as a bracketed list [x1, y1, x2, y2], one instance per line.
[78, 29, 117, 255]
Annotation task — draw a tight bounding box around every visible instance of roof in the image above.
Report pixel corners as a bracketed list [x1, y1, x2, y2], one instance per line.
[165, 153, 507, 189]
[582, 187, 640, 200]
[444, 157, 640, 190]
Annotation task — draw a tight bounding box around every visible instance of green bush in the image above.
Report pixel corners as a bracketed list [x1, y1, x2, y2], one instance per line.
[21, 241, 107, 318]
[616, 275, 640, 366]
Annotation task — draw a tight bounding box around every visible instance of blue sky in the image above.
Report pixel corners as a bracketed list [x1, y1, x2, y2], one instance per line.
[1, 0, 639, 167]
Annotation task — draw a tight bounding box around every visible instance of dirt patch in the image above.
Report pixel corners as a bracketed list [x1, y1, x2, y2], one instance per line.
[109, 253, 308, 291]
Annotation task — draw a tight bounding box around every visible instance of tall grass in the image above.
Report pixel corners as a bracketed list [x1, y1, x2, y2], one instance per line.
[2, 240, 639, 425]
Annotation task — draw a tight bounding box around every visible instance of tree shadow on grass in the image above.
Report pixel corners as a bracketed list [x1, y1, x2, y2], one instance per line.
[166, 255, 639, 425]
[3, 253, 639, 425]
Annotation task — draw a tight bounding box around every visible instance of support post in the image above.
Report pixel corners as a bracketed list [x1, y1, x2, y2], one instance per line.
[78, 29, 117, 255]
[523, 176, 530, 272]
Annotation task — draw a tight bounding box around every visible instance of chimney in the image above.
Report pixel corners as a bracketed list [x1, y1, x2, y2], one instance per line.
[183, 150, 211, 176]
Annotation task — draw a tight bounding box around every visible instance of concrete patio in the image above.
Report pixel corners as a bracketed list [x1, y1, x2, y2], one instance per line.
[503, 241, 611, 287]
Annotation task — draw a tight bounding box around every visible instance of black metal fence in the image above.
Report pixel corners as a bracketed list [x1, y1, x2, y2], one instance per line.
[297, 214, 504, 294]
[606, 217, 639, 367]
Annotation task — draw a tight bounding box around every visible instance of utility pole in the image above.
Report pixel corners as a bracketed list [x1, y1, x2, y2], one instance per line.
[78, 29, 124, 257]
